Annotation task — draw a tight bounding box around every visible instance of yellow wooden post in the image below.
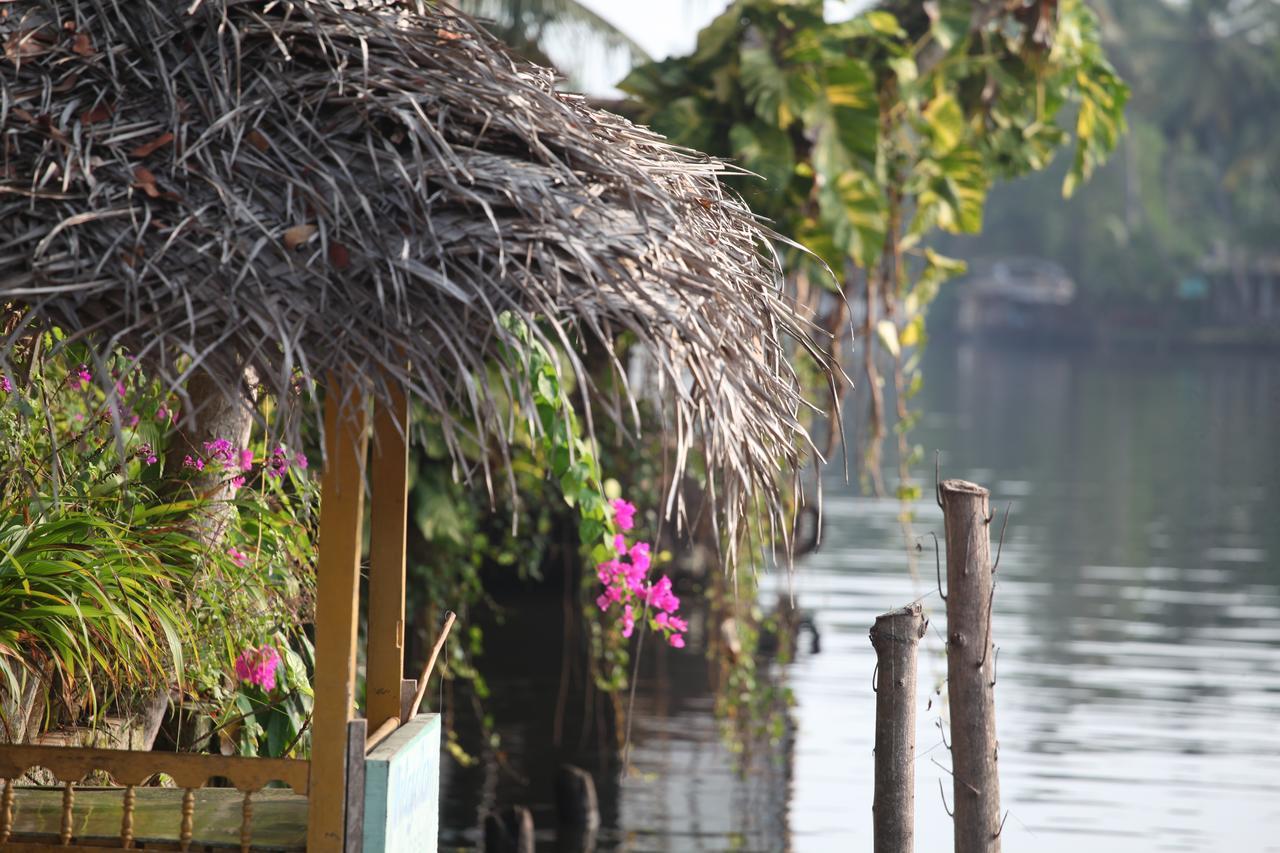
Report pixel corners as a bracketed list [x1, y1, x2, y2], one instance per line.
[306, 384, 369, 852]
[366, 383, 410, 730]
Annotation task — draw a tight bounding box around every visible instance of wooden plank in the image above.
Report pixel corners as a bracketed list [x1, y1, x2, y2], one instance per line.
[362, 715, 440, 853]
[399, 680, 417, 725]
[344, 720, 367, 853]
[366, 384, 410, 731]
[307, 384, 370, 853]
[0, 745, 308, 794]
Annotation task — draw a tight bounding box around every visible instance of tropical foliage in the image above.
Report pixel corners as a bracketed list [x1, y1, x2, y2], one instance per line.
[0, 333, 316, 754]
[960, 0, 1280, 306]
[622, 0, 1127, 495]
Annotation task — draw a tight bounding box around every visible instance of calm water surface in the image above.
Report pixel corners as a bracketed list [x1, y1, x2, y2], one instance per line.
[441, 342, 1280, 851]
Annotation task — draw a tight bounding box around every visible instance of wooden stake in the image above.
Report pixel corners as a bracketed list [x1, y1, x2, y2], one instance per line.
[408, 611, 456, 719]
[871, 603, 926, 853]
[940, 479, 1002, 853]
[307, 385, 369, 853]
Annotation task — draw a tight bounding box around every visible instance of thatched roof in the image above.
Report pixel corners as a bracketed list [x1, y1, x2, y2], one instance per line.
[0, 0, 820, 550]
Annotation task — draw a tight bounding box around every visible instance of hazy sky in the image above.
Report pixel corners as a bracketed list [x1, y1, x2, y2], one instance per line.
[577, 0, 730, 60]
[573, 0, 872, 93]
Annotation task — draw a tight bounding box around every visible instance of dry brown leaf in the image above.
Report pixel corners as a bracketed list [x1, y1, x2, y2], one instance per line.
[132, 166, 160, 198]
[329, 243, 350, 269]
[246, 130, 269, 152]
[80, 101, 113, 125]
[4, 29, 52, 61]
[129, 132, 174, 159]
[71, 33, 93, 56]
[436, 28, 464, 41]
[283, 224, 317, 250]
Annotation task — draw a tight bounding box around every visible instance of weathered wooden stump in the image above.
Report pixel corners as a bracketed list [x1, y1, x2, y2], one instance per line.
[556, 765, 599, 829]
[940, 478, 1003, 853]
[870, 602, 926, 853]
[483, 805, 534, 853]
[556, 765, 599, 852]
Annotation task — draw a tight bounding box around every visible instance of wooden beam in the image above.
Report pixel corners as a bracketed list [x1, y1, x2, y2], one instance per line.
[307, 385, 369, 853]
[366, 384, 410, 733]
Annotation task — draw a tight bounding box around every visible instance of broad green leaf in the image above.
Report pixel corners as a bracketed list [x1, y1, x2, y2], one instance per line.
[922, 93, 965, 154]
[729, 121, 796, 190]
[875, 320, 900, 358]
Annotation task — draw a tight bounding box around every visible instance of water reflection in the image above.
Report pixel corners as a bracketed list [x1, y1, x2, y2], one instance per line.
[443, 342, 1280, 852]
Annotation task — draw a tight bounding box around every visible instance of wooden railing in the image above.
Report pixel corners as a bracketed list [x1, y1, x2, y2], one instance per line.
[0, 744, 308, 851]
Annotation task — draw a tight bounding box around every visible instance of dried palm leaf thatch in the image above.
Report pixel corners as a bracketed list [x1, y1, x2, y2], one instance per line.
[0, 0, 824, 556]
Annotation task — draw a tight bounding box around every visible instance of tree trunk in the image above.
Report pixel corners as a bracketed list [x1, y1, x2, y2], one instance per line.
[164, 370, 254, 522]
[870, 602, 926, 853]
[155, 369, 253, 748]
[940, 479, 1001, 852]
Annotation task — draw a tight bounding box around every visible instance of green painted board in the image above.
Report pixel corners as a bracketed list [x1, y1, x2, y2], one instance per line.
[362, 713, 440, 853]
[10, 786, 307, 850]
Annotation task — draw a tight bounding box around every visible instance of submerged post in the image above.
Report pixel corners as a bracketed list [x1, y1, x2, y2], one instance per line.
[940, 479, 1002, 853]
[870, 603, 926, 853]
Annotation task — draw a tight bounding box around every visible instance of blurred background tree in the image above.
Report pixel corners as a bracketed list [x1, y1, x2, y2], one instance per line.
[948, 0, 1280, 308]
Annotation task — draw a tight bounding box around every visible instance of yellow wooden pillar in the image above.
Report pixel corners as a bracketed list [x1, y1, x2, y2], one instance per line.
[365, 383, 410, 730]
[307, 384, 369, 852]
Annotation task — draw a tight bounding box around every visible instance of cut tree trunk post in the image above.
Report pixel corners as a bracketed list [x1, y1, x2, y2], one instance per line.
[870, 602, 926, 853]
[940, 479, 1002, 853]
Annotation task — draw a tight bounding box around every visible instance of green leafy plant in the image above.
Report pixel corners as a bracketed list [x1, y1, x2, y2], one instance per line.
[0, 331, 317, 747]
[623, 0, 1128, 497]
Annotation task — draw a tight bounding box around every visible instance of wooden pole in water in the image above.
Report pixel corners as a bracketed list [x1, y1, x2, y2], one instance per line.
[940, 478, 1002, 853]
[870, 602, 926, 853]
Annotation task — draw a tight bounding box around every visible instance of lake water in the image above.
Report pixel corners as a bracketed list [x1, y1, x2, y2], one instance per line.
[440, 341, 1280, 852]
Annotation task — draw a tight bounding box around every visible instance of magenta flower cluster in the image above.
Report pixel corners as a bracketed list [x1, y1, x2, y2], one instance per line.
[180, 438, 306, 493]
[67, 364, 92, 391]
[234, 645, 282, 692]
[266, 446, 306, 479]
[595, 498, 687, 649]
[1, 375, 11, 393]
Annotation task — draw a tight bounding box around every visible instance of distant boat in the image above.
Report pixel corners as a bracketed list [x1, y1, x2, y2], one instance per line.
[956, 256, 1077, 336]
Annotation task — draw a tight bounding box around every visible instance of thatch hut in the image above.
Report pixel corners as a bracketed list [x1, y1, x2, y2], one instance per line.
[0, 1, 818, 849]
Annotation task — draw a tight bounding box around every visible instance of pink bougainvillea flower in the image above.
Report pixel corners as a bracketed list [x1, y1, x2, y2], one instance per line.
[183, 454, 205, 471]
[238, 448, 254, 471]
[127, 412, 140, 427]
[230, 475, 246, 493]
[629, 541, 651, 573]
[234, 645, 282, 692]
[596, 497, 687, 652]
[136, 443, 158, 466]
[610, 498, 636, 531]
[227, 547, 248, 568]
[293, 452, 308, 470]
[2, 375, 13, 393]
